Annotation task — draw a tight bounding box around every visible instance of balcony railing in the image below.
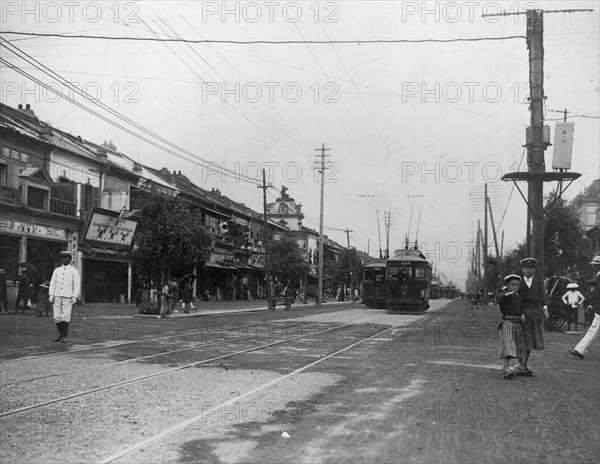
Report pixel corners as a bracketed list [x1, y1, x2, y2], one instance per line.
[50, 197, 77, 216]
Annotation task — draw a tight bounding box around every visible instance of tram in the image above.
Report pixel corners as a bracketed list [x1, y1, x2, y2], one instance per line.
[385, 248, 433, 313]
[430, 282, 441, 300]
[361, 261, 389, 308]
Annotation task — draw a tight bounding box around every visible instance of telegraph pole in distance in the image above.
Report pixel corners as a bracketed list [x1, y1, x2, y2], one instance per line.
[259, 169, 272, 302]
[343, 228, 355, 299]
[377, 210, 382, 258]
[315, 143, 330, 306]
[483, 183, 488, 304]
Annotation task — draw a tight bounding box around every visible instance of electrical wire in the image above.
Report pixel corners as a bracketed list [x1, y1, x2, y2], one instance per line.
[0, 31, 528, 44]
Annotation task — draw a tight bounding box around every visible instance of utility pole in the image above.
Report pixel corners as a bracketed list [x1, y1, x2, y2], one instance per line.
[258, 169, 272, 301]
[476, 221, 481, 288]
[315, 143, 330, 306]
[384, 211, 391, 258]
[343, 228, 355, 298]
[526, 9, 546, 270]
[488, 7, 590, 278]
[487, 195, 501, 298]
[483, 183, 488, 304]
[377, 210, 382, 258]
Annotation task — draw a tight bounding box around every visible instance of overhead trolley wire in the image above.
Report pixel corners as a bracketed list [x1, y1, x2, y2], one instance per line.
[0, 31, 528, 44]
[0, 39, 266, 184]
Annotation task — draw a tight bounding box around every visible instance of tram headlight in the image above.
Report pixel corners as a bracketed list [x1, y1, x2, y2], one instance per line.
[420, 289, 425, 298]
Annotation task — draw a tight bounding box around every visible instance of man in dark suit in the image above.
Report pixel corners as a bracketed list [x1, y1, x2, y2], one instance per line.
[517, 258, 549, 376]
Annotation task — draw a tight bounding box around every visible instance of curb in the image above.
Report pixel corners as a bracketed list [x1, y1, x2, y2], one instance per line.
[133, 306, 272, 319]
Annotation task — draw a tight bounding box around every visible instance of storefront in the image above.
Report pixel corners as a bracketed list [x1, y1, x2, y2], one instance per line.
[79, 207, 139, 304]
[0, 210, 79, 305]
[80, 248, 130, 303]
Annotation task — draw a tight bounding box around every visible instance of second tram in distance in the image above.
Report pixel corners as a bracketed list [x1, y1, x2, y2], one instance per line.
[362, 248, 433, 313]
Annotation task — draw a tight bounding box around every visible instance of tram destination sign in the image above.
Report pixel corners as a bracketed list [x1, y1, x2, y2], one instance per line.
[82, 207, 139, 246]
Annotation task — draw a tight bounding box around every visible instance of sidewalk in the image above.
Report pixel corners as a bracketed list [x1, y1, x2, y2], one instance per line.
[73, 298, 351, 319]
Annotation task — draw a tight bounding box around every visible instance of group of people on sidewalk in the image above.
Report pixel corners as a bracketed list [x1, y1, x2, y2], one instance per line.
[497, 257, 600, 379]
[159, 275, 197, 318]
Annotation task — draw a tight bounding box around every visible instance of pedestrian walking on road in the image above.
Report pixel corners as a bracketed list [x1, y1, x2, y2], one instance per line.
[517, 258, 549, 376]
[48, 251, 81, 343]
[179, 275, 196, 313]
[14, 268, 33, 313]
[562, 283, 585, 331]
[0, 269, 8, 313]
[161, 279, 178, 318]
[569, 272, 600, 360]
[496, 275, 527, 379]
[37, 274, 50, 317]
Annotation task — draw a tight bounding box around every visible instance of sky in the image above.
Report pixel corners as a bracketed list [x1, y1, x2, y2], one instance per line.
[1, 1, 599, 287]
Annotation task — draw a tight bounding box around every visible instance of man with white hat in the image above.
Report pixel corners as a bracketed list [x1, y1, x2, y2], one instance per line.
[48, 251, 81, 343]
[569, 271, 600, 359]
[562, 282, 585, 331]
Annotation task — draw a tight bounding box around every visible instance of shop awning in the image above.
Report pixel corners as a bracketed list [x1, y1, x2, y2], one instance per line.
[205, 262, 231, 269]
[80, 245, 129, 261]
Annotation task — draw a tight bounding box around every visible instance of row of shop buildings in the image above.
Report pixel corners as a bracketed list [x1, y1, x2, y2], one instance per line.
[0, 103, 345, 305]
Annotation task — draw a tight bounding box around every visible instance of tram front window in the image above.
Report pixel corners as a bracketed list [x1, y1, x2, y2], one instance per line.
[414, 264, 426, 280]
[388, 264, 411, 280]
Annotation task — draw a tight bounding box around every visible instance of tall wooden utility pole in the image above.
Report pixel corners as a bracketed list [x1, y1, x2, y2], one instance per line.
[315, 143, 330, 306]
[258, 169, 272, 301]
[526, 9, 546, 269]
[489, 7, 589, 278]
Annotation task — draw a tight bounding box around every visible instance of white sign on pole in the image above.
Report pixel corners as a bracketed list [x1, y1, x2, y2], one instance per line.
[552, 122, 575, 170]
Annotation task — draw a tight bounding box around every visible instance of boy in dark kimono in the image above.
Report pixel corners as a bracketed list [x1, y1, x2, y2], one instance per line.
[497, 275, 526, 379]
[517, 258, 549, 376]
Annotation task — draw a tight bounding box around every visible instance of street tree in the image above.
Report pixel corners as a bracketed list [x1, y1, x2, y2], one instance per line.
[500, 191, 589, 279]
[132, 190, 214, 284]
[542, 191, 589, 278]
[333, 247, 363, 289]
[269, 233, 308, 287]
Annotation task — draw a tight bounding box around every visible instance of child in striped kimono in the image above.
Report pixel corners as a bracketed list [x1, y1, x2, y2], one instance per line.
[496, 275, 527, 379]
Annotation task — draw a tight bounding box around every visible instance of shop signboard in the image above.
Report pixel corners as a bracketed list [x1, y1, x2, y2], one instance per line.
[82, 207, 139, 246]
[0, 218, 66, 240]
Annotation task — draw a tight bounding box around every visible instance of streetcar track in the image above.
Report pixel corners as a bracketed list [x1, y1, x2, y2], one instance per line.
[0, 316, 322, 364]
[0, 323, 355, 418]
[0, 322, 328, 387]
[98, 319, 409, 464]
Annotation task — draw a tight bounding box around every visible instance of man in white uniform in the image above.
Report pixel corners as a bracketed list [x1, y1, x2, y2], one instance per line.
[49, 251, 81, 343]
[569, 272, 600, 359]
